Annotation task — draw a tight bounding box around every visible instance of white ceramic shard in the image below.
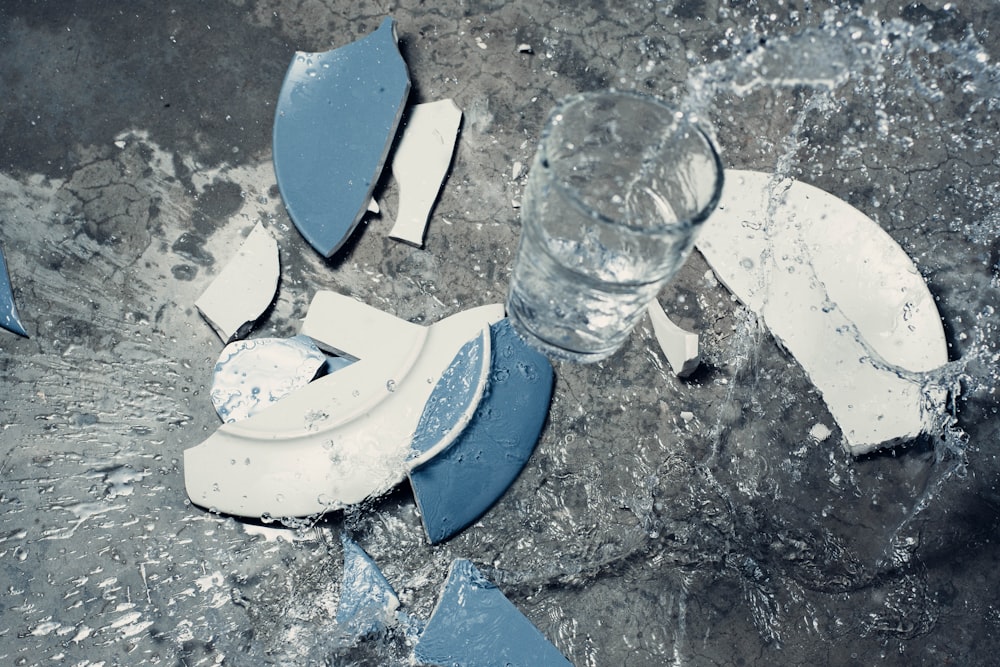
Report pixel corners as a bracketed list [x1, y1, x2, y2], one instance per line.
[210, 335, 327, 423]
[648, 302, 700, 377]
[389, 99, 463, 246]
[696, 170, 948, 454]
[184, 291, 504, 518]
[195, 223, 279, 342]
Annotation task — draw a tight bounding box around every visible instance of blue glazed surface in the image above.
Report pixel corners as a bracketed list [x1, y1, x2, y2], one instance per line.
[412, 559, 572, 666]
[409, 319, 554, 544]
[0, 246, 27, 337]
[336, 533, 400, 638]
[273, 17, 410, 257]
[408, 330, 486, 459]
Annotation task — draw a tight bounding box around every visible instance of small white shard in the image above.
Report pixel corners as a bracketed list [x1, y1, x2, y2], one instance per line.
[114, 140, 127, 149]
[195, 223, 279, 342]
[809, 423, 832, 442]
[367, 198, 380, 214]
[696, 170, 949, 455]
[517, 43, 533, 54]
[389, 100, 463, 247]
[680, 411, 695, 423]
[648, 301, 700, 377]
[511, 160, 524, 181]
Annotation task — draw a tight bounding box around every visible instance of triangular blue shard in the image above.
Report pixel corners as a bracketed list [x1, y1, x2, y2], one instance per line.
[273, 17, 410, 257]
[408, 328, 487, 459]
[409, 319, 554, 544]
[0, 245, 28, 337]
[335, 533, 400, 638]
[412, 559, 572, 667]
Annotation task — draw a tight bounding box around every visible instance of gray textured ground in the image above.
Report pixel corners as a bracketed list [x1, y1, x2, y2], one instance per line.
[1, 1, 999, 665]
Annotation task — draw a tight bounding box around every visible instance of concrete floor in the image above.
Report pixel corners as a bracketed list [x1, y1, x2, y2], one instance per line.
[1, 0, 999, 665]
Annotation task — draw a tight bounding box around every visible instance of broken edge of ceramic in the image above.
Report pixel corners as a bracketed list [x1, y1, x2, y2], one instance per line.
[0, 245, 28, 337]
[183, 293, 504, 518]
[648, 302, 700, 377]
[409, 319, 554, 544]
[389, 99, 463, 247]
[695, 169, 949, 454]
[407, 325, 492, 468]
[195, 223, 279, 343]
[273, 17, 410, 257]
[412, 559, 572, 666]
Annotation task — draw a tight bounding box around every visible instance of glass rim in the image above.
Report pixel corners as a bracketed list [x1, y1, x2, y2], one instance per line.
[537, 89, 725, 234]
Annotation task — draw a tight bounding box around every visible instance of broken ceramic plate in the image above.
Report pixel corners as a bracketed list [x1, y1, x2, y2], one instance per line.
[413, 559, 572, 666]
[695, 169, 949, 454]
[336, 533, 400, 639]
[648, 302, 700, 377]
[184, 292, 503, 518]
[273, 17, 410, 257]
[195, 223, 279, 343]
[389, 99, 463, 247]
[409, 319, 554, 544]
[0, 245, 28, 337]
[210, 334, 327, 423]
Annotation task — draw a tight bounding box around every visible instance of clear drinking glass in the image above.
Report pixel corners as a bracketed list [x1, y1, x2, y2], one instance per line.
[506, 91, 724, 363]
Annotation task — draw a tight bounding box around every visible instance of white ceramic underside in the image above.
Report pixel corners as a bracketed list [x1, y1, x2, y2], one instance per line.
[696, 169, 948, 454]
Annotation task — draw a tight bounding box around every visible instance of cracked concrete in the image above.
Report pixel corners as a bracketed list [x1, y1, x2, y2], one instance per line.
[0, 0, 999, 665]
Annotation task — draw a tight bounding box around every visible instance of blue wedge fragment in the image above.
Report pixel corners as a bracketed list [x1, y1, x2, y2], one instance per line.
[336, 533, 400, 638]
[0, 245, 28, 337]
[412, 559, 572, 667]
[273, 17, 411, 257]
[408, 328, 487, 460]
[409, 319, 554, 544]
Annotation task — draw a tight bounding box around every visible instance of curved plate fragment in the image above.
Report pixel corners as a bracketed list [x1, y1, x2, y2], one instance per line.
[273, 17, 410, 257]
[195, 223, 279, 342]
[412, 559, 572, 666]
[0, 245, 28, 337]
[695, 169, 948, 454]
[184, 292, 504, 518]
[210, 334, 327, 423]
[407, 328, 492, 467]
[336, 533, 400, 639]
[409, 319, 554, 544]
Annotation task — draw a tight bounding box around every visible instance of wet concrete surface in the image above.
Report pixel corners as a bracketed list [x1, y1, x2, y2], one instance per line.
[1, 0, 999, 665]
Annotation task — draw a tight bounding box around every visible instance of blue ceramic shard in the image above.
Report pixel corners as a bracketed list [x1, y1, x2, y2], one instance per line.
[408, 329, 489, 462]
[0, 245, 28, 337]
[409, 319, 554, 544]
[210, 335, 327, 423]
[412, 559, 572, 667]
[336, 533, 400, 638]
[273, 17, 411, 257]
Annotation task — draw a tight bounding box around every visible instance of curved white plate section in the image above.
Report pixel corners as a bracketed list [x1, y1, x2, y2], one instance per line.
[696, 170, 948, 454]
[184, 293, 504, 517]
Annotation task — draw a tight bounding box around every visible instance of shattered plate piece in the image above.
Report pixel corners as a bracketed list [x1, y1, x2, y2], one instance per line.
[336, 533, 400, 638]
[695, 169, 949, 454]
[273, 17, 410, 257]
[195, 223, 279, 343]
[413, 559, 572, 666]
[648, 301, 700, 377]
[184, 291, 503, 518]
[210, 335, 327, 423]
[409, 319, 554, 544]
[0, 245, 28, 337]
[389, 99, 463, 247]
